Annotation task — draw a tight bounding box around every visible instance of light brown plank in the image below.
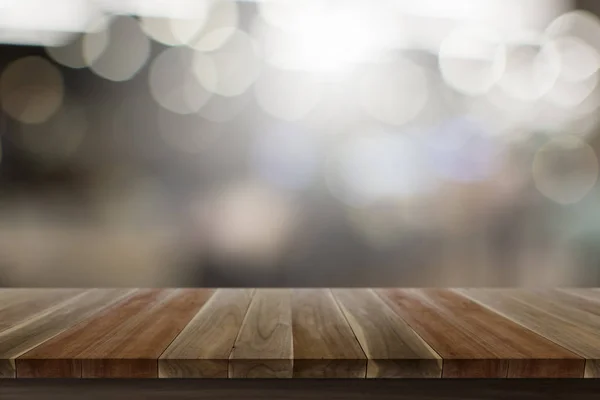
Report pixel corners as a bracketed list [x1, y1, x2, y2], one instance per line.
[377, 289, 583, 378]
[586, 360, 600, 378]
[292, 289, 366, 378]
[18, 289, 213, 378]
[0, 289, 85, 333]
[459, 289, 600, 378]
[159, 289, 254, 378]
[0, 289, 133, 379]
[333, 289, 441, 378]
[229, 289, 292, 378]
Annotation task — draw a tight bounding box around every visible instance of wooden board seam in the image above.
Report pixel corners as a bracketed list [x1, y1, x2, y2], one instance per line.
[329, 289, 368, 378]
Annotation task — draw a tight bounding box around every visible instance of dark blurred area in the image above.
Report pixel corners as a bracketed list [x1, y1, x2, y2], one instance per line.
[1, 0, 600, 287]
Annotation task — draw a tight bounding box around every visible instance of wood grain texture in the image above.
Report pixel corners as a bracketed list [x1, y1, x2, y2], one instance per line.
[159, 289, 254, 378]
[377, 289, 583, 378]
[18, 289, 213, 378]
[586, 360, 600, 378]
[333, 289, 441, 378]
[459, 289, 600, 378]
[0, 290, 84, 333]
[229, 289, 292, 378]
[0, 289, 133, 379]
[291, 289, 366, 378]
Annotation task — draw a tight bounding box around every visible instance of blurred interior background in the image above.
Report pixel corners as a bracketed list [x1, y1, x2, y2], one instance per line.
[1, 0, 600, 287]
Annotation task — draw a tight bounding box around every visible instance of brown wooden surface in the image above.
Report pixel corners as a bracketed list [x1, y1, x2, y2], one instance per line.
[0, 290, 85, 333]
[18, 289, 213, 378]
[159, 289, 254, 378]
[332, 289, 442, 378]
[291, 289, 366, 378]
[0, 288, 598, 379]
[229, 289, 293, 378]
[376, 289, 584, 378]
[458, 289, 600, 378]
[0, 289, 134, 378]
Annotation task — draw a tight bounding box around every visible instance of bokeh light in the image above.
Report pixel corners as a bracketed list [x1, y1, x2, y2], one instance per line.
[533, 135, 599, 204]
[439, 25, 506, 96]
[171, 0, 239, 52]
[192, 29, 261, 97]
[197, 92, 251, 122]
[496, 38, 561, 101]
[149, 47, 213, 114]
[0, 56, 64, 124]
[203, 181, 298, 266]
[83, 16, 150, 82]
[359, 57, 429, 126]
[13, 103, 87, 163]
[3, 0, 600, 288]
[545, 10, 600, 54]
[45, 34, 87, 69]
[254, 67, 323, 121]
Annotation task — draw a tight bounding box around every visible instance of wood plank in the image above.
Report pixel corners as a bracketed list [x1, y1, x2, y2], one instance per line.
[18, 289, 213, 378]
[0, 289, 85, 333]
[229, 289, 292, 378]
[586, 360, 600, 378]
[291, 289, 366, 378]
[459, 289, 600, 378]
[332, 289, 441, 378]
[377, 289, 584, 378]
[0, 289, 133, 379]
[159, 289, 254, 378]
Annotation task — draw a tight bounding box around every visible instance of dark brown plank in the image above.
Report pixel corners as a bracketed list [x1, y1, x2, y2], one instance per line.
[229, 289, 292, 378]
[159, 289, 254, 378]
[18, 289, 213, 378]
[377, 289, 583, 378]
[333, 289, 441, 378]
[292, 289, 366, 378]
[0, 289, 133, 379]
[459, 289, 600, 378]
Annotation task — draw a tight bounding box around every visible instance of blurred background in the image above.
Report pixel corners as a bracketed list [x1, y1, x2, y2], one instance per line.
[0, 0, 600, 287]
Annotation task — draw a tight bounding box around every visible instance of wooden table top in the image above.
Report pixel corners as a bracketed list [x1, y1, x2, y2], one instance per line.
[0, 288, 599, 379]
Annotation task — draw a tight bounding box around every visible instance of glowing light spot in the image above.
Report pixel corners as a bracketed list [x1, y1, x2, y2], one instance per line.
[149, 47, 213, 114]
[84, 16, 150, 82]
[192, 29, 261, 97]
[497, 39, 561, 101]
[171, 0, 238, 52]
[204, 182, 297, 266]
[546, 10, 600, 54]
[198, 92, 251, 122]
[439, 26, 506, 96]
[546, 73, 599, 109]
[0, 56, 64, 124]
[549, 36, 600, 82]
[45, 34, 87, 69]
[140, 2, 210, 47]
[14, 103, 86, 163]
[254, 67, 323, 121]
[533, 136, 599, 204]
